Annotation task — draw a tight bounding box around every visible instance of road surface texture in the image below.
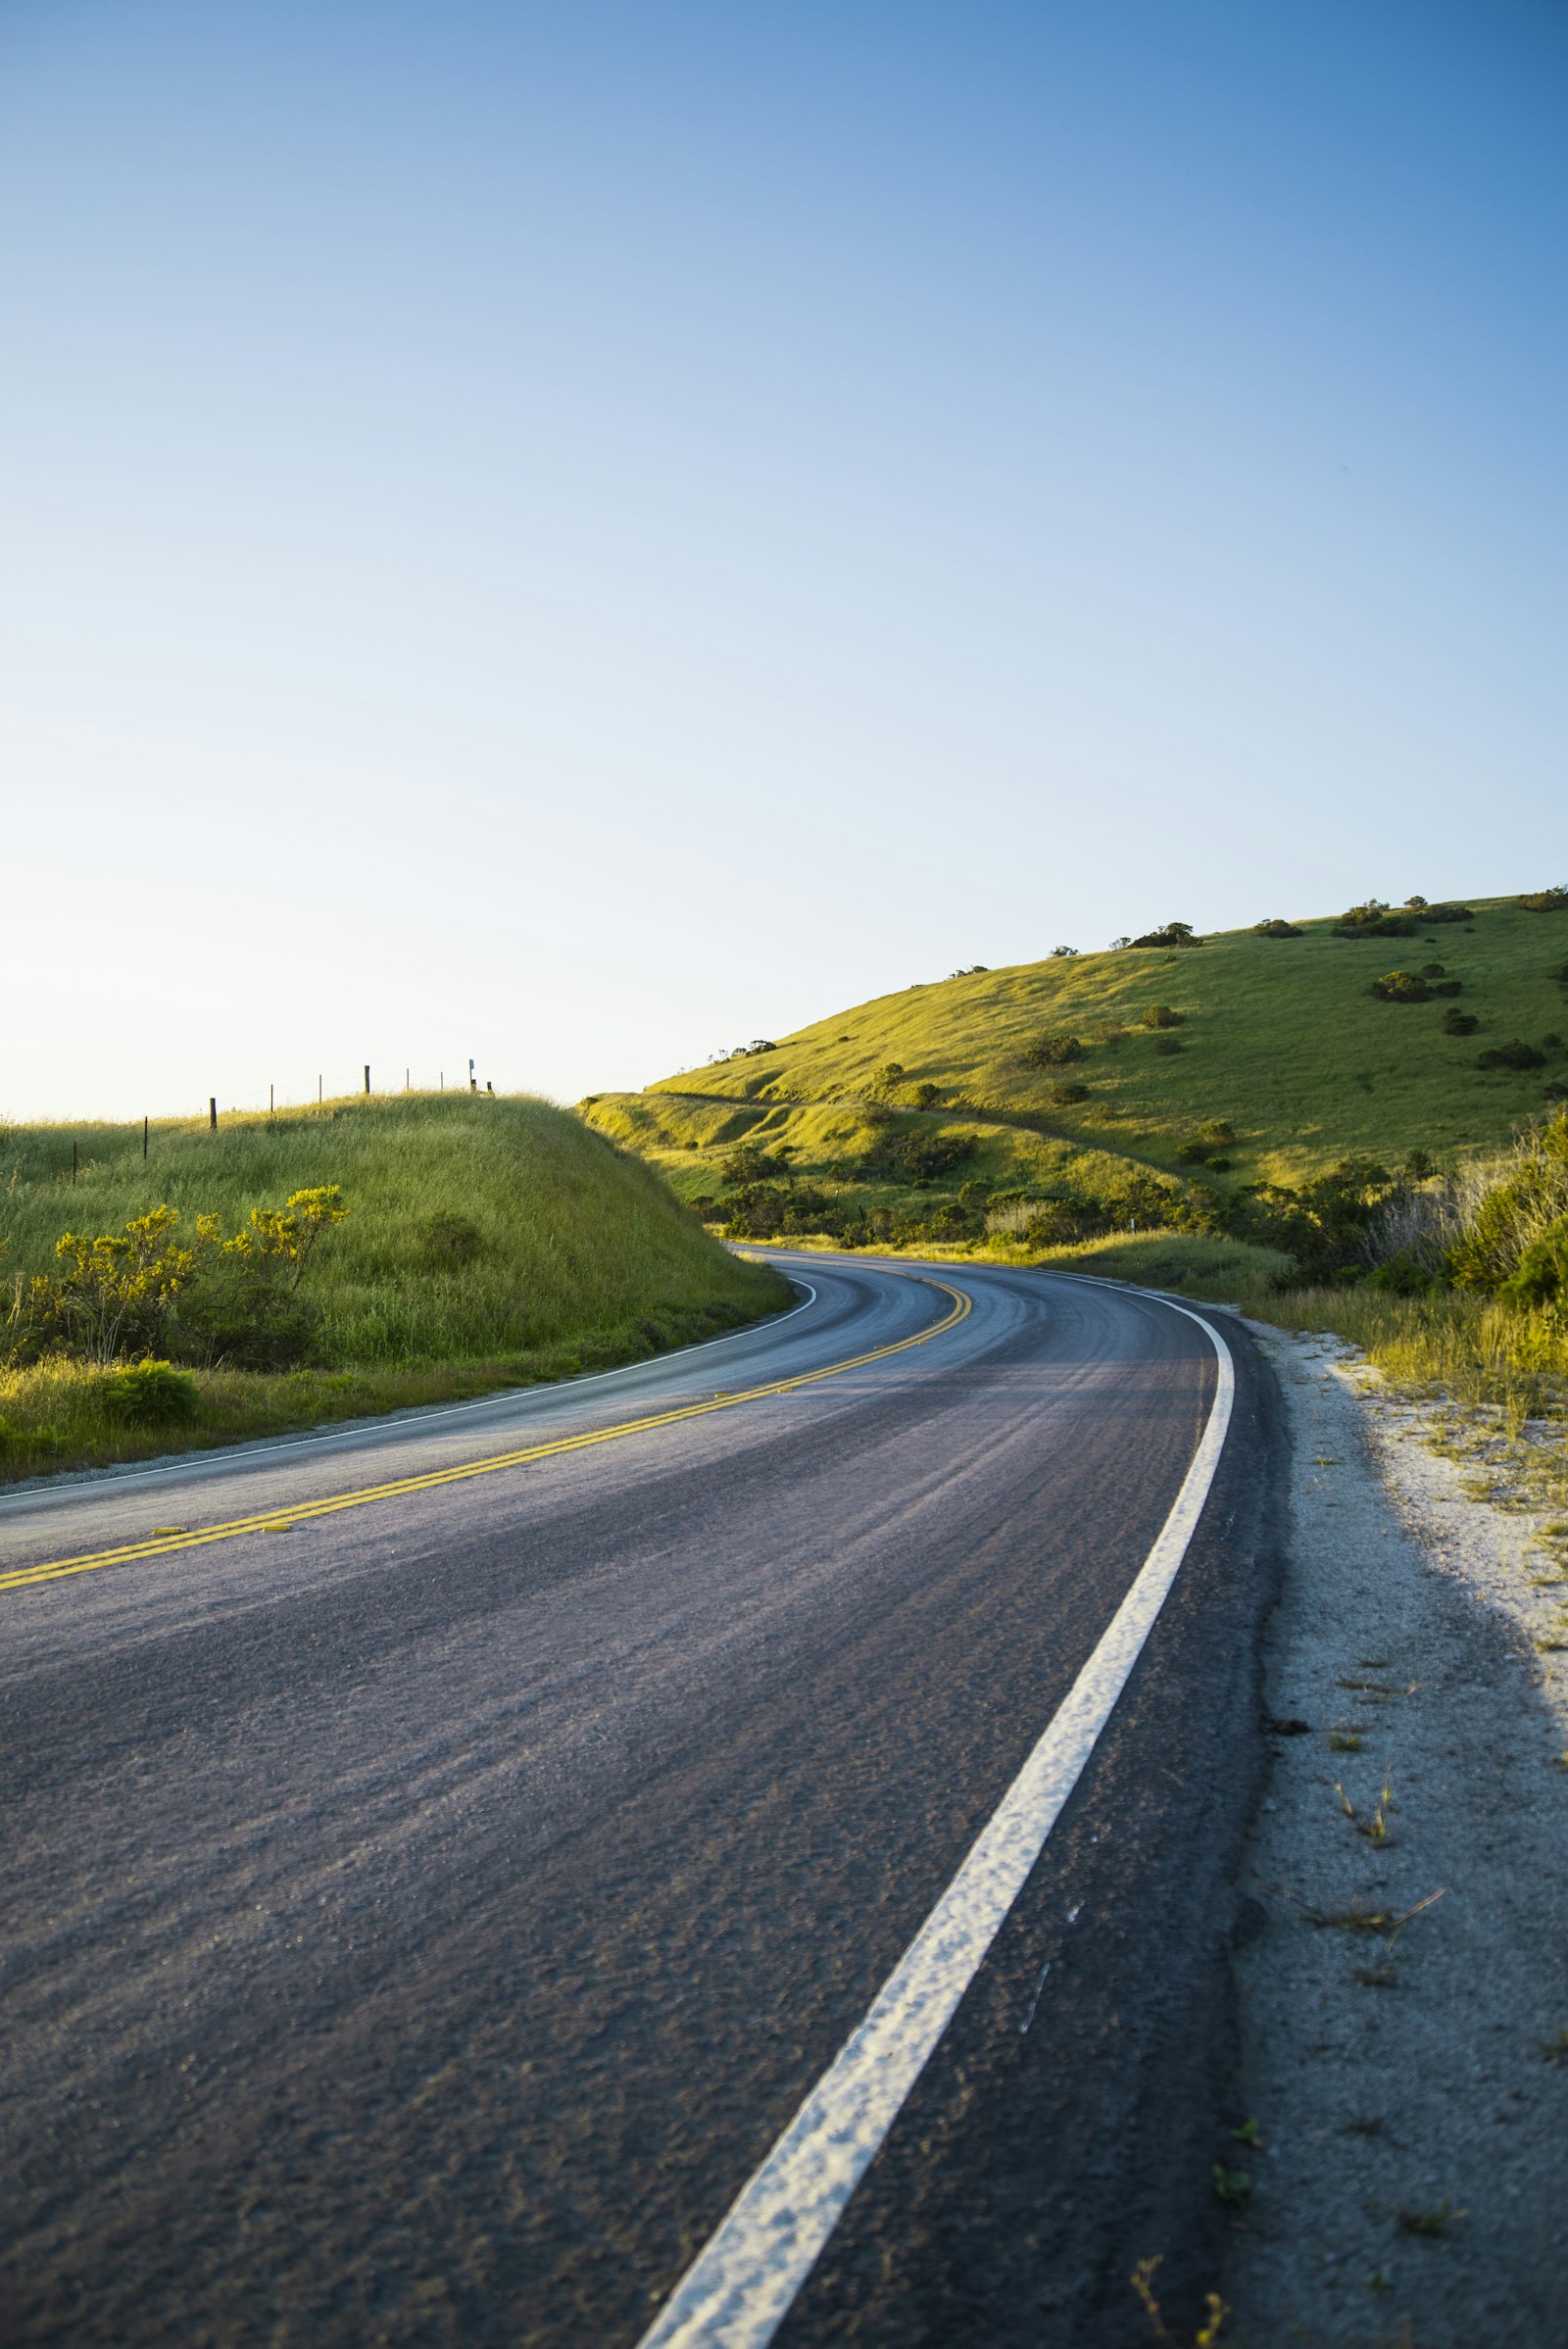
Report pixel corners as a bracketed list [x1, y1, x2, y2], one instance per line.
[1, 1252, 1283, 2346]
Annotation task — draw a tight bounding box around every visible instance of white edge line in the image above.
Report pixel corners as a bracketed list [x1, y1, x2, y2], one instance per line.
[637, 1294, 1234, 2349]
[0, 1282, 821, 1515]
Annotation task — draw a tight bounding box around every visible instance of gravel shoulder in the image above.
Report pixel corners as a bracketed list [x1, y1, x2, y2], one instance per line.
[1223, 1324, 1568, 2346]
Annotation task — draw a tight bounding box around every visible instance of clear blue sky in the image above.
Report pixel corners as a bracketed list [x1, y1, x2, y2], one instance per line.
[3, 0, 1563, 1118]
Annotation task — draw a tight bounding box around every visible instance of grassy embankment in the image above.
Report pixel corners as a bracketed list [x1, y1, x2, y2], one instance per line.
[0, 1093, 790, 1483]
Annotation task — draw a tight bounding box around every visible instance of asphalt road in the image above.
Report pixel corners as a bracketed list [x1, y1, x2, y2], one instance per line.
[0, 1252, 1284, 2346]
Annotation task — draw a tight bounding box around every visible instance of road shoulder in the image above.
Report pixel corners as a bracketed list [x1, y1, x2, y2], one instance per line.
[1224, 1325, 1568, 2345]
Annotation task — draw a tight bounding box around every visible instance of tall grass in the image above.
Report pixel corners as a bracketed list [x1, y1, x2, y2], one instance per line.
[0, 1094, 790, 1482]
[1251, 1286, 1568, 1423]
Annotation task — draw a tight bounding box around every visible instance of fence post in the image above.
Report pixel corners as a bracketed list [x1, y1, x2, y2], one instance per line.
[364, 1065, 370, 1096]
[210, 1098, 218, 1131]
[143, 1115, 148, 1162]
[270, 1083, 274, 1113]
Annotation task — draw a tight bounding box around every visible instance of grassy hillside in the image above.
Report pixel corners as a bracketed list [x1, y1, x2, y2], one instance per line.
[0, 1093, 789, 1480]
[639, 893, 1568, 1186]
[581, 893, 1566, 1234]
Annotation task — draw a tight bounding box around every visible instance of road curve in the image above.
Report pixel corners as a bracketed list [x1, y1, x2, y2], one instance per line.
[0, 1253, 1284, 2346]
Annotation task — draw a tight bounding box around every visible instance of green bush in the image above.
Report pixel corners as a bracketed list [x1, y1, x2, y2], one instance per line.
[719, 1143, 793, 1186]
[1442, 1007, 1479, 1036]
[1517, 887, 1568, 913]
[1050, 1080, 1090, 1104]
[1335, 900, 1418, 940]
[864, 1129, 975, 1182]
[1251, 918, 1301, 939]
[1477, 1039, 1546, 1071]
[1129, 921, 1201, 949]
[1022, 1032, 1084, 1066]
[1141, 1003, 1184, 1028]
[1371, 969, 1430, 1002]
[1499, 1215, 1568, 1307]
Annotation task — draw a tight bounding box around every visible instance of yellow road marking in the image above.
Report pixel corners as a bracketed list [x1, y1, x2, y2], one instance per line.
[1, 1279, 971, 1597]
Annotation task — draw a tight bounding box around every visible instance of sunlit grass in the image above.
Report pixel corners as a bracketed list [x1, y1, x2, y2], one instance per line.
[626, 894, 1568, 1188]
[0, 1093, 790, 1482]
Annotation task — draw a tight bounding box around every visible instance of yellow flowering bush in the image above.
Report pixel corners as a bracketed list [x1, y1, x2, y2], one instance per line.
[5, 1188, 346, 1370]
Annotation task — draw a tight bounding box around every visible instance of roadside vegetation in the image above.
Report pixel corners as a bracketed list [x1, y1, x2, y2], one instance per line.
[0, 1094, 790, 1483]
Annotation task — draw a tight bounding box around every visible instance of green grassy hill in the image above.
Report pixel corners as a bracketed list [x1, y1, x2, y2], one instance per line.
[0, 1093, 788, 1479]
[582, 891, 1568, 1243]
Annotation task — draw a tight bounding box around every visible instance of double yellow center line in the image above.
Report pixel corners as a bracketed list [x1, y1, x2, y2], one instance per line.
[1, 1278, 971, 1598]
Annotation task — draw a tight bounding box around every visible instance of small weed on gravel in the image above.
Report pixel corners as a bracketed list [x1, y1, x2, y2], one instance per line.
[1211, 2161, 1251, 2208]
[1130, 2254, 1231, 2345]
[1396, 2200, 1462, 2237]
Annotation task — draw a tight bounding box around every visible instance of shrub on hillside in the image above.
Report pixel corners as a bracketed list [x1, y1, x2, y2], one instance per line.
[1198, 1120, 1236, 1146]
[864, 1062, 906, 1101]
[1371, 969, 1430, 1002]
[1022, 1032, 1084, 1066]
[1518, 886, 1568, 913]
[860, 1128, 975, 1183]
[1251, 918, 1301, 938]
[1141, 1003, 1184, 1028]
[1228, 1155, 1399, 1283]
[709, 1040, 778, 1063]
[1049, 1081, 1090, 1104]
[1442, 1007, 1479, 1036]
[1128, 921, 1202, 949]
[1477, 1039, 1546, 1071]
[1335, 900, 1418, 941]
[4, 1189, 347, 1372]
[1049, 944, 1079, 957]
[911, 1081, 942, 1109]
[1422, 903, 1475, 924]
[719, 1143, 793, 1186]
